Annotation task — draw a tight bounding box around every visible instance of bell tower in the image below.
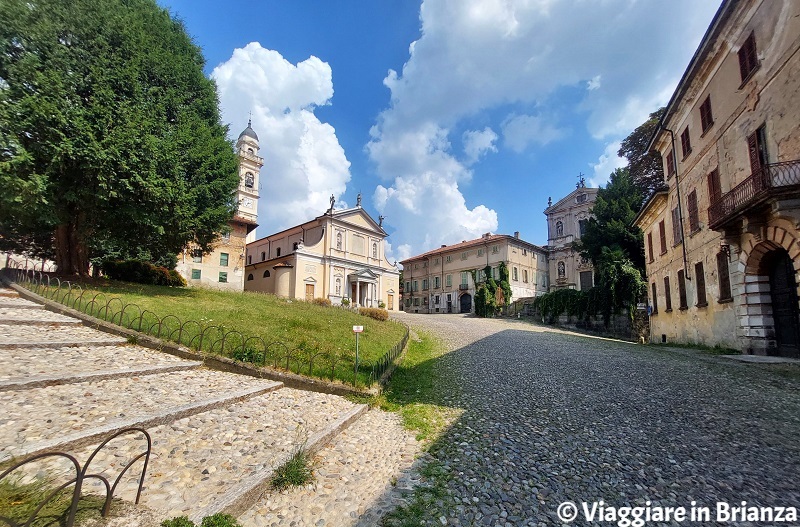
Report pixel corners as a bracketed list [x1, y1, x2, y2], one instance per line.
[235, 118, 263, 243]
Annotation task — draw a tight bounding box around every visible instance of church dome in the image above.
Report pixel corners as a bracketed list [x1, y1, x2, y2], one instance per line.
[238, 119, 258, 142]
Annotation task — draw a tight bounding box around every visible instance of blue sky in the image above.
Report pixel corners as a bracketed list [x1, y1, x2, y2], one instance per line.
[159, 0, 722, 261]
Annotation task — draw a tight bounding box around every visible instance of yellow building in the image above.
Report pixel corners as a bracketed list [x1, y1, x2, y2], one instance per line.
[636, 0, 800, 357]
[244, 198, 400, 308]
[176, 121, 262, 290]
[401, 233, 548, 314]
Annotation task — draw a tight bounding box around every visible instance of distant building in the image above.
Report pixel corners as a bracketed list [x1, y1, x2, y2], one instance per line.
[176, 120, 262, 290]
[244, 198, 400, 309]
[400, 232, 548, 314]
[635, 0, 800, 356]
[544, 178, 598, 292]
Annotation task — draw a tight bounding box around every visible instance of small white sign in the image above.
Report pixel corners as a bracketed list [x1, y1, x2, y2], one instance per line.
[636, 303, 647, 311]
[353, 325, 364, 333]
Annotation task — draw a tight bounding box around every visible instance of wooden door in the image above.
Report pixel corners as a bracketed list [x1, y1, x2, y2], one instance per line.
[387, 294, 393, 310]
[305, 283, 314, 302]
[770, 251, 800, 357]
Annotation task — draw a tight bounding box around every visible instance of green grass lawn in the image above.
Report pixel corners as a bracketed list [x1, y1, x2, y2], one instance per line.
[29, 279, 407, 386]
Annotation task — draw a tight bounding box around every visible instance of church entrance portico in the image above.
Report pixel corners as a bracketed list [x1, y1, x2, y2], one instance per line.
[348, 269, 379, 307]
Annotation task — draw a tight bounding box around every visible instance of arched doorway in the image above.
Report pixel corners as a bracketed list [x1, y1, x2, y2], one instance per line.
[460, 293, 472, 314]
[767, 249, 800, 357]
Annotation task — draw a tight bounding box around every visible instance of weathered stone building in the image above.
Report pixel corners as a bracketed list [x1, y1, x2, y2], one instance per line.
[636, 0, 800, 356]
[400, 233, 548, 314]
[544, 178, 598, 292]
[175, 121, 262, 290]
[244, 198, 400, 309]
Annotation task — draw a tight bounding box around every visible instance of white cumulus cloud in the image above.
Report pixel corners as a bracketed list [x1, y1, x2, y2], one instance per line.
[463, 127, 498, 165]
[501, 113, 567, 152]
[590, 141, 628, 187]
[212, 42, 351, 236]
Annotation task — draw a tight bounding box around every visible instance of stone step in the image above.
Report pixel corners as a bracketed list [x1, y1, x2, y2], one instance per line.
[0, 344, 200, 390]
[32, 389, 364, 520]
[239, 408, 422, 527]
[0, 307, 82, 325]
[0, 323, 127, 348]
[0, 296, 43, 310]
[0, 369, 283, 461]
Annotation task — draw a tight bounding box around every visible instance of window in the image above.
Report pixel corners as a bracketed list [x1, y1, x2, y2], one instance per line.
[247, 255, 252, 265]
[220, 253, 229, 267]
[738, 32, 759, 83]
[492, 245, 499, 254]
[336, 232, 342, 250]
[647, 232, 654, 263]
[579, 271, 593, 291]
[263, 270, 271, 278]
[695, 262, 707, 307]
[221, 231, 231, 242]
[680, 127, 691, 159]
[293, 242, 299, 250]
[578, 219, 588, 236]
[523, 269, 529, 283]
[555, 221, 564, 237]
[707, 168, 721, 204]
[699, 95, 714, 134]
[434, 258, 440, 265]
[405, 281, 411, 292]
[577, 194, 587, 204]
[446, 255, 452, 263]
[522, 248, 527, 256]
[677, 270, 688, 310]
[192, 250, 202, 263]
[413, 280, 418, 292]
[372, 243, 377, 258]
[717, 252, 732, 301]
[665, 150, 676, 179]
[477, 249, 484, 257]
[191, 269, 201, 280]
[747, 125, 768, 175]
[219, 272, 228, 283]
[413, 298, 420, 306]
[423, 296, 428, 305]
[446, 274, 452, 287]
[493, 267, 499, 280]
[659, 221, 667, 255]
[687, 190, 700, 233]
[664, 276, 672, 312]
[672, 207, 682, 246]
[435, 295, 440, 304]
[244, 172, 254, 188]
[247, 273, 254, 281]
[513, 267, 518, 281]
[276, 248, 281, 257]
[422, 279, 428, 290]
[461, 272, 468, 285]
[651, 282, 658, 314]
[461, 251, 468, 260]
[434, 276, 440, 289]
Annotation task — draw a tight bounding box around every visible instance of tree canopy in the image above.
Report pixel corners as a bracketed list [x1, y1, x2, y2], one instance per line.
[0, 0, 239, 274]
[618, 107, 666, 200]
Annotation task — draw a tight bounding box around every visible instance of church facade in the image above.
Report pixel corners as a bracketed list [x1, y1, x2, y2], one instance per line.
[243, 197, 401, 309]
[175, 121, 262, 290]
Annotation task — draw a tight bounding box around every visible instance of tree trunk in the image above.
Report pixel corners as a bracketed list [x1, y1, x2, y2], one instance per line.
[54, 222, 89, 276]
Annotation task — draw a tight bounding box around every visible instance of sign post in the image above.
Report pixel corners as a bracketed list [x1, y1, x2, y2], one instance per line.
[352, 325, 364, 375]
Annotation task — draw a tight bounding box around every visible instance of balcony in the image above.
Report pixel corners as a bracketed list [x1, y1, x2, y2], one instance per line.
[459, 283, 469, 290]
[708, 160, 800, 230]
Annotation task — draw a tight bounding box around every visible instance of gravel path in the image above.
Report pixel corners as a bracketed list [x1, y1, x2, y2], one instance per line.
[391, 312, 800, 526]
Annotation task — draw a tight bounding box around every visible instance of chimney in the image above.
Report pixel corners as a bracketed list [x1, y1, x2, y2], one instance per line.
[441, 244, 446, 248]
[483, 232, 491, 238]
[514, 231, 520, 238]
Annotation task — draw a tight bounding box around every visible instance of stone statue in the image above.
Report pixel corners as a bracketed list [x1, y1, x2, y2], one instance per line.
[356, 192, 362, 207]
[378, 215, 384, 227]
[329, 194, 335, 213]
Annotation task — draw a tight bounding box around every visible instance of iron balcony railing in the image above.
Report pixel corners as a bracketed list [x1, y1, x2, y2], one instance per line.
[708, 160, 800, 229]
[459, 283, 469, 290]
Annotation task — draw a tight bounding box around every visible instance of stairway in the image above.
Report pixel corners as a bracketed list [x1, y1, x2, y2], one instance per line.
[0, 285, 379, 523]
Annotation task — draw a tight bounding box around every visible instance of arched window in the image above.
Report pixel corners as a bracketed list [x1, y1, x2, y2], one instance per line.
[372, 243, 377, 258]
[336, 232, 342, 250]
[247, 274, 254, 281]
[247, 148, 254, 154]
[263, 270, 271, 278]
[513, 267, 518, 281]
[261, 251, 265, 261]
[276, 247, 281, 257]
[558, 261, 566, 278]
[293, 242, 299, 250]
[335, 277, 342, 295]
[244, 172, 254, 188]
[556, 221, 564, 237]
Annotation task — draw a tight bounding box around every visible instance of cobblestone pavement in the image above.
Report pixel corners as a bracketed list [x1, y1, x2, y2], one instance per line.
[391, 312, 800, 526]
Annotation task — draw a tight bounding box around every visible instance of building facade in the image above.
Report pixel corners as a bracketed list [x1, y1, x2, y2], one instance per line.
[400, 233, 548, 314]
[636, 0, 800, 357]
[544, 180, 598, 292]
[175, 121, 262, 290]
[244, 200, 400, 309]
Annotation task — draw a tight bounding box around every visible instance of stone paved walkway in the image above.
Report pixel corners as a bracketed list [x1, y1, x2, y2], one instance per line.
[0, 284, 423, 526]
[390, 311, 800, 526]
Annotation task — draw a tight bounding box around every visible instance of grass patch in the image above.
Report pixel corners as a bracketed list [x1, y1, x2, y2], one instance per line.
[28, 280, 407, 386]
[270, 450, 315, 491]
[381, 459, 451, 527]
[650, 341, 737, 355]
[0, 477, 107, 527]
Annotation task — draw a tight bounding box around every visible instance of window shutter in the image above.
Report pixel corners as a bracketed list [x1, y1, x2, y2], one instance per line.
[707, 168, 721, 202]
[647, 232, 654, 262]
[687, 190, 699, 233]
[659, 221, 667, 254]
[747, 131, 761, 175]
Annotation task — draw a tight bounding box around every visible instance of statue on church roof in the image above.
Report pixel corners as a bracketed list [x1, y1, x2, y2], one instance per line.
[356, 192, 362, 207]
[378, 215, 384, 227]
[329, 194, 335, 214]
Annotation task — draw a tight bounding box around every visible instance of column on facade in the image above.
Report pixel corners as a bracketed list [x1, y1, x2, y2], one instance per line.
[356, 281, 361, 307]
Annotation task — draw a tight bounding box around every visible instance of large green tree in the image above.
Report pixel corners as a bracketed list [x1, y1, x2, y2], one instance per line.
[0, 0, 239, 275]
[618, 107, 665, 199]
